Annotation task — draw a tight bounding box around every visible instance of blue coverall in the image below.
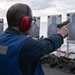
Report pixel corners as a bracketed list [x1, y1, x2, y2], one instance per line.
[0, 28, 63, 75]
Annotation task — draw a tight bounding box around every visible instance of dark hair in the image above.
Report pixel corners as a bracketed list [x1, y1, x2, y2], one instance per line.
[6, 3, 33, 27]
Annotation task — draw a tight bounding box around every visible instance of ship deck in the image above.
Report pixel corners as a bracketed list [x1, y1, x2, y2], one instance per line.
[42, 66, 75, 75]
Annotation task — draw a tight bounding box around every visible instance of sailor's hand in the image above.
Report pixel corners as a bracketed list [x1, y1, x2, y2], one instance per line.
[57, 26, 68, 38]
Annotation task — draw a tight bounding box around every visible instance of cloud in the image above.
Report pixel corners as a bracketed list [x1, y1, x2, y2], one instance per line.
[0, 8, 6, 17]
[54, 0, 75, 13]
[30, 0, 55, 10]
[0, 0, 27, 2]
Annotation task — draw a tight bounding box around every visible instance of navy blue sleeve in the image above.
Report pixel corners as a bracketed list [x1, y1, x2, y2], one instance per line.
[20, 34, 63, 61]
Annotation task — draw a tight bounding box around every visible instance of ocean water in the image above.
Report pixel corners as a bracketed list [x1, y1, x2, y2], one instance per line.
[4, 22, 75, 59]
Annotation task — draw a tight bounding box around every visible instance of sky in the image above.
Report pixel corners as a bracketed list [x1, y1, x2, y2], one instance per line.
[0, 0, 75, 23]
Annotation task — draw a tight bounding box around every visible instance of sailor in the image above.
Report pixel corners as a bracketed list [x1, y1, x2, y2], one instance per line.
[0, 3, 68, 75]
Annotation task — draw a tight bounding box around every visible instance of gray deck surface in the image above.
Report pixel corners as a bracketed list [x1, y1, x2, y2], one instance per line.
[42, 66, 75, 75]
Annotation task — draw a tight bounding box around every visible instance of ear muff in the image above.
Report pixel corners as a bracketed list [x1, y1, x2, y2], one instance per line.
[19, 16, 31, 31]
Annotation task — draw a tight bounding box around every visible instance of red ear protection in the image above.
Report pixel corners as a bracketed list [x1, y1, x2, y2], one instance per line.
[19, 16, 31, 31]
